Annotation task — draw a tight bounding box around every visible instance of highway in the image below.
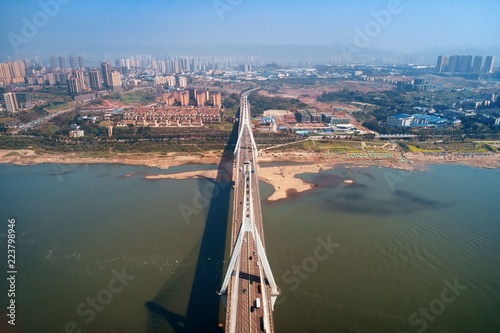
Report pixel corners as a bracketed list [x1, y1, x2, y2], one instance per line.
[220, 90, 278, 332]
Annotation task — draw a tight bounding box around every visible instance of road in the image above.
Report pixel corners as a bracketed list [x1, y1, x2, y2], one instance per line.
[223, 90, 276, 333]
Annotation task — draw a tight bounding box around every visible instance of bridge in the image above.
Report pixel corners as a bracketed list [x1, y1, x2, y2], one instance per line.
[219, 91, 279, 332]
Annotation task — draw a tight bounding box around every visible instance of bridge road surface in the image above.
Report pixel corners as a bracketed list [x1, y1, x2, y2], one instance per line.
[224, 91, 276, 333]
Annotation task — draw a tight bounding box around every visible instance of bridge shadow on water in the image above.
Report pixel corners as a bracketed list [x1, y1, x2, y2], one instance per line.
[145, 124, 238, 333]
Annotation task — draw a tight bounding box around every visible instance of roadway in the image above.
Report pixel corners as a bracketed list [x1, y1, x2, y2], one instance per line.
[222, 90, 276, 333]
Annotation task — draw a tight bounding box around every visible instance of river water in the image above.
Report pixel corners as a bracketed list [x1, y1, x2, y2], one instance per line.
[0, 163, 499, 333]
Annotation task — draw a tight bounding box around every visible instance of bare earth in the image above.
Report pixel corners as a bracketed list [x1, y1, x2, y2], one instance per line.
[1, 149, 499, 202]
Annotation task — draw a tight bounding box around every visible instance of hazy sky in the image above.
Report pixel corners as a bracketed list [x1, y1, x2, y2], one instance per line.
[1, 0, 499, 58]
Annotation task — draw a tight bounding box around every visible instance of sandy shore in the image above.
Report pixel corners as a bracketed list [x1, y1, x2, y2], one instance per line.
[145, 169, 218, 180]
[1, 149, 499, 201]
[0, 149, 221, 169]
[258, 163, 325, 201]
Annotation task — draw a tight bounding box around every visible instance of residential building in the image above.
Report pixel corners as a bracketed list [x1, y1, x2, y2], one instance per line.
[483, 56, 495, 73]
[89, 69, 102, 91]
[447, 55, 460, 72]
[78, 56, 85, 69]
[101, 62, 112, 88]
[178, 76, 187, 88]
[195, 89, 209, 107]
[45, 73, 56, 86]
[109, 70, 121, 92]
[458, 55, 472, 73]
[471, 56, 483, 74]
[3, 93, 18, 113]
[166, 75, 176, 87]
[212, 91, 222, 108]
[58, 56, 66, 69]
[69, 56, 77, 69]
[50, 56, 57, 70]
[73, 69, 86, 91]
[67, 77, 81, 96]
[436, 55, 448, 73]
[178, 90, 189, 106]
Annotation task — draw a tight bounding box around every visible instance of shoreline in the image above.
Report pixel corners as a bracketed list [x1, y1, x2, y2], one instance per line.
[1, 149, 499, 201]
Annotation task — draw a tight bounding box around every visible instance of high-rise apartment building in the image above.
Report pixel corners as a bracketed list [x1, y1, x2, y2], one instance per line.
[436, 55, 448, 73]
[58, 56, 66, 69]
[69, 56, 77, 69]
[0, 63, 11, 80]
[178, 76, 187, 88]
[78, 56, 85, 69]
[3, 93, 18, 113]
[483, 56, 495, 73]
[471, 56, 483, 74]
[50, 56, 57, 70]
[67, 77, 81, 96]
[9, 61, 26, 78]
[447, 55, 460, 73]
[157, 61, 166, 74]
[458, 55, 472, 73]
[73, 69, 86, 91]
[196, 89, 208, 107]
[101, 62, 112, 88]
[212, 92, 222, 108]
[45, 73, 56, 86]
[89, 69, 102, 91]
[179, 90, 189, 106]
[109, 70, 122, 92]
[166, 76, 176, 87]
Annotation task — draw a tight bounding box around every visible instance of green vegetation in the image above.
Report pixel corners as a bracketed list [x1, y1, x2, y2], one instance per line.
[222, 93, 240, 118]
[104, 89, 157, 105]
[248, 94, 308, 116]
[407, 145, 443, 153]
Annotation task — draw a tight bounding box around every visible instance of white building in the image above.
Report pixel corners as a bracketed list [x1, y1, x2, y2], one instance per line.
[178, 76, 188, 88]
[387, 114, 413, 127]
[3, 93, 18, 113]
[335, 124, 356, 132]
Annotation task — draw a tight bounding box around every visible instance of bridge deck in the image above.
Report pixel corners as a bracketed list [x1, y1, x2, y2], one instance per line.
[223, 92, 276, 333]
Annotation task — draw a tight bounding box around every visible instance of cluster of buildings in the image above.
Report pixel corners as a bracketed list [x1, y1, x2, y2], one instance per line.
[69, 127, 85, 138]
[0, 61, 27, 85]
[387, 113, 461, 128]
[360, 75, 434, 91]
[153, 75, 187, 87]
[67, 62, 121, 97]
[0, 56, 123, 101]
[287, 109, 350, 125]
[436, 55, 495, 74]
[112, 54, 252, 75]
[119, 106, 223, 127]
[160, 89, 221, 108]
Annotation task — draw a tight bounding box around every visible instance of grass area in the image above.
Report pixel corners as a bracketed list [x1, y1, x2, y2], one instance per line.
[45, 125, 59, 135]
[45, 102, 73, 111]
[408, 145, 443, 153]
[407, 142, 493, 154]
[0, 117, 15, 124]
[448, 144, 491, 153]
[207, 122, 234, 131]
[301, 140, 321, 152]
[4, 151, 20, 157]
[104, 89, 157, 105]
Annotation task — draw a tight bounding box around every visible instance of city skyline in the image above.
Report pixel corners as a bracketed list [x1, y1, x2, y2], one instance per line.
[1, 0, 500, 61]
